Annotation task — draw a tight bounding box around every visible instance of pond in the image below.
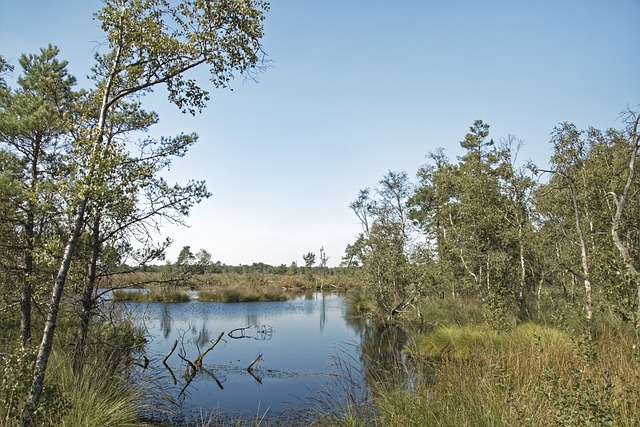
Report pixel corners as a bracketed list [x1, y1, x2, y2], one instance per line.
[119, 292, 396, 424]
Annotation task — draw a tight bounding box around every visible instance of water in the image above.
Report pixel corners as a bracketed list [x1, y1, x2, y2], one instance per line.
[120, 292, 368, 423]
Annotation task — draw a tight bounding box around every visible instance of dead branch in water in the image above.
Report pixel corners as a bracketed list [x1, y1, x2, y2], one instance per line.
[179, 353, 197, 377]
[228, 325, 273, 340]
[247, 368, 263, 384]
[163, 363, 178, 385]
[247, 353, 263, 372]
[130, 355, 149, 369]
[163, 339, 178, 365]
[194, 332, 224, 367]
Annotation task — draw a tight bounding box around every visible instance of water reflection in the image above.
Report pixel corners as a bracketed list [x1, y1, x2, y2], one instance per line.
[160, 304, 171, 339]
[121, 292, 422, 424]
[345, 314, 422, 393]
[125, 293, 364, 423]
[319, 293, 327, 333]
[360, 323, 413, 388]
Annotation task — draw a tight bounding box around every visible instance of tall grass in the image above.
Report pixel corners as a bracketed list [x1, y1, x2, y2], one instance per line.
[368, 322, 640, 427]
[48, 351, 141, 427]
[0, 336, 143, 426]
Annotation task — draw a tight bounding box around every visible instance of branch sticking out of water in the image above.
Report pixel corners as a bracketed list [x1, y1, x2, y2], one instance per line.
[194, 332, 224, 367]
[247, 368, 263, 384]
[163, 363, 178, 385]
[179, 353, 197, 378]
[163, 339, 178, 365]
[247, 353, 263, 372]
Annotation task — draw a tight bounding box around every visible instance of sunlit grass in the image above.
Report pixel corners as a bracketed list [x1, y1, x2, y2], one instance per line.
[51, 354, 140, 427]
[111, 289, 190, 302]
[198, 286, 288, 303]
[370, 322, 640, 427]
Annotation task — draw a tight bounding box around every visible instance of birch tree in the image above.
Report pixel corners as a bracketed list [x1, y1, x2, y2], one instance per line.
[607, 111, 640, 326]
[21, 1, 269, 424]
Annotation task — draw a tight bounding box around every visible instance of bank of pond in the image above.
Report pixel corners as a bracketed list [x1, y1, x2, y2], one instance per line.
[3, 291, 639, 426]
[111, 291, 639, 426]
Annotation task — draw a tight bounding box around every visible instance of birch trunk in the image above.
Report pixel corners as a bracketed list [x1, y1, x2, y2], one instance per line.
[610, 113, 640, 325]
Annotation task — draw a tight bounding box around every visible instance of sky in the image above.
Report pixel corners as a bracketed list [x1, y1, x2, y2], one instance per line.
[1, 1, 639, 267]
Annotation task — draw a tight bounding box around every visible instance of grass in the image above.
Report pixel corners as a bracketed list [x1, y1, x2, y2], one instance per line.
[411, 322, 570, 359]
[364, 320, 640, 427]
[112, 289, 190, 302]
[109, 271, 358, 293]
[109, 272, 354, 304]
[0, 313, 145, 427]
[307, 293, 640, 427]
[50, 351, 141, 427]
[198, 286, 288, 302]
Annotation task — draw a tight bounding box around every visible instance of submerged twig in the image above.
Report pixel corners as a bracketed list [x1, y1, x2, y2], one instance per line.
[163, 363, 178, 385]
[200, 366, 225, 390]
[179, 353, 197, 377]
[247, 368, 263, 384]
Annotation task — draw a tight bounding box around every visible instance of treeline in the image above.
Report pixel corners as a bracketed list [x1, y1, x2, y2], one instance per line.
[140, 259, 350, 276]
[121, 244, 344, 277]
[139, 245, 349, 276]
[347, 115, 640, 328]
[163, 261, 350, 276]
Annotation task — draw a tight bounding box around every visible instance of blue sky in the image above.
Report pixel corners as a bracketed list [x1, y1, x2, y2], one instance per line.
[1, 1, 639, 267]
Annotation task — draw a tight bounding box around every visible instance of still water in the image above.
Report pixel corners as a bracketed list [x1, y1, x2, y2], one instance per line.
[121, 292, 372, 423]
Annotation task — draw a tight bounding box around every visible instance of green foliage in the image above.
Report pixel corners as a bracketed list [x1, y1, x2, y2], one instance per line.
[346, 113, 640, 331]
[413, 323, 570, 360]
[345, 320, 640, 427]
[303, 251, 316, 269]
[0, 347, 69, 426]
[96, 0, 269, 114]
[348, 171, 424, 318]
[1, 0, 271, 416]
[538, 332, 639, 427]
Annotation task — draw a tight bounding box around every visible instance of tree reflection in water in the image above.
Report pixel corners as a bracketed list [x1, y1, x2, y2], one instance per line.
[346, 316, 424, 392]
[160, 304, 172, 339]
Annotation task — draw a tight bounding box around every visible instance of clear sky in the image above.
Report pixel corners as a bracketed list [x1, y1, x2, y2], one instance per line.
[1, 1, 639, 267]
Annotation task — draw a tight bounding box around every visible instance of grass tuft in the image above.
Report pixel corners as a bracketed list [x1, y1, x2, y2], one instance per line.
[112, 289, 190, 302]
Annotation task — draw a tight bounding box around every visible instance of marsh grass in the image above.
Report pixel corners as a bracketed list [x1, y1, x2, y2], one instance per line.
[0, 314, 145, 427]
[369, 322, 640, 427]
[318, 304, 640, 427]
[198, 286, 288, 303]
[112, 289, 190, 302]
[49, 352, 141, 427]
[111, 271, 357, 294]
